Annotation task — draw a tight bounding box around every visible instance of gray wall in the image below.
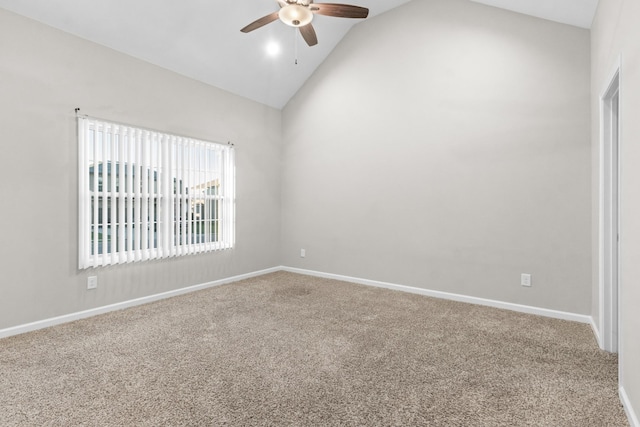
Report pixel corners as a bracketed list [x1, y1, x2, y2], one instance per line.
[281, 0, 592, 314]
[0, 9, 282, 330]
[591, 0, 640, 419]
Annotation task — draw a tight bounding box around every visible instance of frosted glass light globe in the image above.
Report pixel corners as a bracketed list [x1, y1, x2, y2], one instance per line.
[278, 5, 313, 27]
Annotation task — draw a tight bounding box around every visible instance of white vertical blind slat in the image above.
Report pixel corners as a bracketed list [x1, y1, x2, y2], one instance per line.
[165, 136, 173, 257]
[141, 131, 149, 260]
[150, 132, 158, 259]
[221, 147, 227, 249]
[170, 137, 177, 256]
[176, 139, 183, 255]
[173, 139, 179, 255]
[194, 141, 198, 250]
[188, 139, 194, 254]
[196, 142, 202, 248]
[158, 134, 165, 258]
[224, 147, 236, 248]
[204, 146, 210, 246]
[134, 128, 142, 262]
[78, 118, 88, 269]
[184, 140, 189, 254]
[126, 127, 135, 262]
[173, 138, 180, 256]
[195, 140, 201, 249]
[109, 125, 117, 263]
[214, 149, 222, 249]
[224, 147, 229, 249]
[101, 124, 109, 264]
[202, 144, 207, 248]
[117, 126, 126, 264]
[181, 140, 188, 255]
[186, 139, 193, 254]
[92, 123, 99, 266]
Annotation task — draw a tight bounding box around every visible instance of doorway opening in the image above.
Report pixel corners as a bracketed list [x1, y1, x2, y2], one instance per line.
[599, 64, 620, 354]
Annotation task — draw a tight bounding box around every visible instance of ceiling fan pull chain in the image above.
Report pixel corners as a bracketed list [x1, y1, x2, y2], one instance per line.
[294, 27, 299, 65]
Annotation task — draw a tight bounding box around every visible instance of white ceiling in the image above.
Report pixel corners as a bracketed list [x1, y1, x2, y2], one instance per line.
[0, 0, 598, 109]
[470, 0, 599, 29]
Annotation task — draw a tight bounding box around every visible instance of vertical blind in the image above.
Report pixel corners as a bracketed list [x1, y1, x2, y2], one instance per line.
[78, 116, 235, 269]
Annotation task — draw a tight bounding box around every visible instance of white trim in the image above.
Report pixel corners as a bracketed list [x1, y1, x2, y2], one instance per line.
[598, 54, 622, 354]
[282, 267, 592, 324]
[0, 266, 280, 339]
[590, 316, 602, 348]
[620, 386, 640, 427]
[0, 265, 595, 340]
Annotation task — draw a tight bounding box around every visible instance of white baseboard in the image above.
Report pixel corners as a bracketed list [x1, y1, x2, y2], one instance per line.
[0, 265, 594, 340]
[590, 316, 603, 348]
[620, 386, 640, 427]
[0, 266, 281, 340]
[281, 266, 593, 324]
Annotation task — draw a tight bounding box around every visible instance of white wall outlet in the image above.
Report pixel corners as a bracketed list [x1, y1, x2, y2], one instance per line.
[300, 248, 306, 258]
[87, 276, 98, 290]
[521, 273, 532, 287]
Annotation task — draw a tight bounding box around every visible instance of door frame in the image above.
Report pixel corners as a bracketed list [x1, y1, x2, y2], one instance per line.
[598, 56, 621, 355]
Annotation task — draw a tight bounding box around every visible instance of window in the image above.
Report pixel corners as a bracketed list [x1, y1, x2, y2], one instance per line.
[78, 116, 235, 269]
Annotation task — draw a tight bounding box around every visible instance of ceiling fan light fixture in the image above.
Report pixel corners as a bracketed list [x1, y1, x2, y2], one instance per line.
[278, 5, 313, 27]
[241, 1, 368, 47]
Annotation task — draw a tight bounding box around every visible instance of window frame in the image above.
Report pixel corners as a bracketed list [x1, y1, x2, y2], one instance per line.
[78, 116, 235, 269]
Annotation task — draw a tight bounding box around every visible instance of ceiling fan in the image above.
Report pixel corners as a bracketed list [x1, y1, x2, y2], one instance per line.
[241, 0, 369, 47]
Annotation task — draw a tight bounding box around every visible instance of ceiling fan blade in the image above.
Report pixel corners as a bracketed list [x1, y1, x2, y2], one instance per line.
[310, 3, 369, 19]
[299, 23, 318, 46]
[240, 12, 280, 33]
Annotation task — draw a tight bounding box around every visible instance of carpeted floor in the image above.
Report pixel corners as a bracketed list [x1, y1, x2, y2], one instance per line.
[0, 271, 628, 426]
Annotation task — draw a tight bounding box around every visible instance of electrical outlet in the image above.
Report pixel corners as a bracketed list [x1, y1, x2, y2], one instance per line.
[300, 248, 306, 258]
[87, 276, 98, 290]
[521, 273, 532, 287]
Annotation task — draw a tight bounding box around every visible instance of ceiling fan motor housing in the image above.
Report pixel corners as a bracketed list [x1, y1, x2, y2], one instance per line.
[279, 4, 314, 27]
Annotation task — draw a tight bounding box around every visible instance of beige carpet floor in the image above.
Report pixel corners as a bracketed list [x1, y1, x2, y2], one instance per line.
[0, 271, 628, 426]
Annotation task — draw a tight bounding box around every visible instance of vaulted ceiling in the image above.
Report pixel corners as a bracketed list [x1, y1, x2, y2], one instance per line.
[0, 0, 598, 109]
